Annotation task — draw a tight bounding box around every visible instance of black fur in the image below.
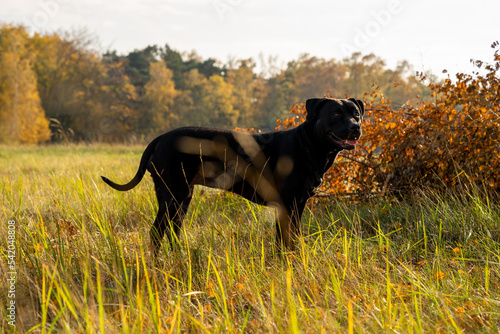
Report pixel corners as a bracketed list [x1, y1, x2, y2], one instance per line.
[102, 98, 365, 257]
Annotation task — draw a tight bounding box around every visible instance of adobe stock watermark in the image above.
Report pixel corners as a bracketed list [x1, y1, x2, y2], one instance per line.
[6, 220, 17, 327]
[339, 0, 403, 56]
[212, 0, 244, 20]
[23, 0, 70, 29]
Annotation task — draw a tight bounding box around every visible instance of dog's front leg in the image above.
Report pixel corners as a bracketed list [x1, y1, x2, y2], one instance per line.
[275, 210, 294, 254]
[274, 201, 305, 254]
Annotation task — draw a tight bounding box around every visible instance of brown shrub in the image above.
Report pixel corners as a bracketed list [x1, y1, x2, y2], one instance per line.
[277, 42, 500, 197]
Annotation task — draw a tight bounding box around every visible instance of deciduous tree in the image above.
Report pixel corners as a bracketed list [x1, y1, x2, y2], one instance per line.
[143, 61, 178, 134]
[0, 25, 50, 144]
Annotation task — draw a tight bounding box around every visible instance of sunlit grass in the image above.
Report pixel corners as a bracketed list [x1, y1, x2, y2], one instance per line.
[1, 145, 499, 332]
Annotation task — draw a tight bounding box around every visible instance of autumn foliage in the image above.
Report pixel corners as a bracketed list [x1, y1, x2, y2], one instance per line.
[1, 24, 431, 144]
[0, 26, 50, 144]
[278, 42, 500, 195]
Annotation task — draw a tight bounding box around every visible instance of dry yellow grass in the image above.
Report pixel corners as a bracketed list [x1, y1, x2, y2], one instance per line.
[1, 145, 499, 333]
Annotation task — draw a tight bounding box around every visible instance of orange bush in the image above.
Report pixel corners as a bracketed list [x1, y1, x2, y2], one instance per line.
[277, 42, 500, 196]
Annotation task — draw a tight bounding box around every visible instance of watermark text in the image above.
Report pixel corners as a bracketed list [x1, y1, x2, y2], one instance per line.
[339, 0, 403, 56]
[6, 220, 17, 327]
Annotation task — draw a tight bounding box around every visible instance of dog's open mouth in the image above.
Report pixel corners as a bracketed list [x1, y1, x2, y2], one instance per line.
[329, 133, 358, 150]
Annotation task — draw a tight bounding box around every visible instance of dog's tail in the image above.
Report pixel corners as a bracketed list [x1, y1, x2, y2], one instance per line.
[101, 136, 160, 191]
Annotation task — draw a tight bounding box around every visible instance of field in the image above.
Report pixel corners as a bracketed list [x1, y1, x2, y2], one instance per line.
[1, 145, 499, 333]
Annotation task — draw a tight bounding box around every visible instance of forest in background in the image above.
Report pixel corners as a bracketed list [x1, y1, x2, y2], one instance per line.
[0, 24, 432, 144]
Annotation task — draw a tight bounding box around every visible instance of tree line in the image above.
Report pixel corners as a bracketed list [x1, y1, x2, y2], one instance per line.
[0, 24, 431, 144]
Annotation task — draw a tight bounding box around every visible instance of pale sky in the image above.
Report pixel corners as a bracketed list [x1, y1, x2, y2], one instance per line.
[1, 0, 499, 77]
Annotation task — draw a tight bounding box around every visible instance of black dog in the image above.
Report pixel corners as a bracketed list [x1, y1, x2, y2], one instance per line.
[102, 97, 364, 256]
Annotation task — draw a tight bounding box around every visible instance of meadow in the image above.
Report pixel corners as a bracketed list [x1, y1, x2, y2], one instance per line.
[1, 145, 499, 333]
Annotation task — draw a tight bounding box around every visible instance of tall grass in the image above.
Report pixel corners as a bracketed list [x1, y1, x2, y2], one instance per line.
[1, 145, 499, 333]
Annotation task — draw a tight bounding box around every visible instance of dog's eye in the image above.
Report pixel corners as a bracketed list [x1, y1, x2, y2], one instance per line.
[331, 113, 342, 118]
[353, 111, 360, 117]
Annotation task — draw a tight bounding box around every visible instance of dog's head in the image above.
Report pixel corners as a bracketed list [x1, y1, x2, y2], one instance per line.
[306, 97, 364, 151]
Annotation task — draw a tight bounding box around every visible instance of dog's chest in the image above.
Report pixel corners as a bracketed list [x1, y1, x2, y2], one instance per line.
[303, 174, 324, 197]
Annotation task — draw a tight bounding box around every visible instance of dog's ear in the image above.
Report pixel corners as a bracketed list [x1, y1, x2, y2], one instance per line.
[348, 98, 365, 116]
[305, 98, 328, 122]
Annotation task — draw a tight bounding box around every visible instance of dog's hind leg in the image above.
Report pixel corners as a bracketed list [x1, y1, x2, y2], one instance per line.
[150, 190, 169, 257]
[165, 194, 192, 246]
[150, 185, 192, 257]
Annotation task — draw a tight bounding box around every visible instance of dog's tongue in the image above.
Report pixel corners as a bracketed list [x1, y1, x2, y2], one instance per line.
[345, 139, 358, 146]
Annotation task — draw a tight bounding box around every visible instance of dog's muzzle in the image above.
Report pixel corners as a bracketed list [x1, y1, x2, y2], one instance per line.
[329, 132, 360, 150]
